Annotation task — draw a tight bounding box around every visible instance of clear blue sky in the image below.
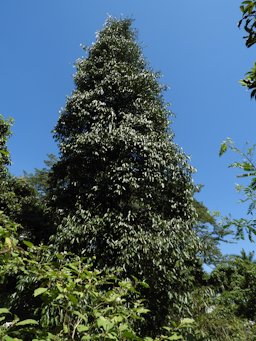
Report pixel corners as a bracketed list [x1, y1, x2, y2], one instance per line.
[1, 0, 255, 256]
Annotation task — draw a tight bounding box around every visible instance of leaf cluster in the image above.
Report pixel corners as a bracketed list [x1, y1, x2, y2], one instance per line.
[219, 139, 256, 240]
[238, 1, 256, 98]
[0, 220, 149, 340]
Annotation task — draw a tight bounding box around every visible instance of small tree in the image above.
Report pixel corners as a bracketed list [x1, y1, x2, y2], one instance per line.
[0, 116, 52, 244]
[50, 18, 199, 334]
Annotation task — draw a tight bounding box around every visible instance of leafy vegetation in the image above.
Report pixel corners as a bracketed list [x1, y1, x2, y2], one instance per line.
[48, 17, 201, 335]
[1, 9, 256, 340]
[0, 218, 149, 340]
[239, 0, 256, 98]
[219, 138, 256, 240]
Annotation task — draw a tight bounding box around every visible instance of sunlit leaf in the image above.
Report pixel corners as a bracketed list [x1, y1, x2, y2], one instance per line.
[34, 287, 48, 297]
[16, 319, 38, 326]
[219, 142, 228, 156]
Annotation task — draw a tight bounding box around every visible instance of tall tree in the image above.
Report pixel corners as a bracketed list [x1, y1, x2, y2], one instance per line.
[49, 18, 199, 334]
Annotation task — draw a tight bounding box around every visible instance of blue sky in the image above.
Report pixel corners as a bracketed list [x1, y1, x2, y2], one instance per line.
[1, 0, 255, 255]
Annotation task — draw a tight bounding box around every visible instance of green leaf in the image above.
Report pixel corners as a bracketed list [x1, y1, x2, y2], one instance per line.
[122, 330, 139, 339]
[180, 317, 195, 325]
[0, 308, 10, 314]
[219, 142, 228, 156]
[63, 323, 69, 333]
[34, 287, 48, 297]
[240, 79, 248, 86]
[0, 149, 9, 156]
[113, 315, 123, 323]
[16, 319, 38, 326]
[73, 311, 87, 321]
[68, 263, 79, 272]
[140, 281, 150, 288]
[135, 307, 150, 314]
[56, 253, 65, 260]
[168, 334, 183, 340]
[119, 323, 129, 332]
[45, 333, 57, 340]
[5, 237, 12, 248]
[4, 336, 22, 341]
[23, 240, 34, 248]
[77, 325, 90, 332]
[96, 316, 114, 331]
[67, 293, 78, 304]
[81, 336, 91, 341]
[242, 162, 255, 171]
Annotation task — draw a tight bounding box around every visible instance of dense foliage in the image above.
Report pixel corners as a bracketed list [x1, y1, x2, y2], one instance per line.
[0, 218, 149, 340]
[0, 211, 200, 340]
[239, 0, 256, 98]
[1, 10, 256, 340]
[49, 18, 200, 334]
